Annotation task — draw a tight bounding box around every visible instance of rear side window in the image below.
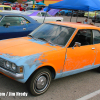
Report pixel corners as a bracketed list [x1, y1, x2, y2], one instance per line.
[93, 30, 100, 44]
[37, 13, 41, 17]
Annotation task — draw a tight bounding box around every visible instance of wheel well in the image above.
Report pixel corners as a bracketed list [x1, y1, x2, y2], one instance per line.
[26, 66, 56, 83]
[56, 20, 61, 21]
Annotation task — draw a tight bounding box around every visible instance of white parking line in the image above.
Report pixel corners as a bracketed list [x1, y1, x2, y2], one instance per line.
[76, 89, 100, 100]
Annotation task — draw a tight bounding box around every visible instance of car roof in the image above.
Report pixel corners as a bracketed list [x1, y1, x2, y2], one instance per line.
[47, 22, 100, 30]
[0, 12, 26, 16]
[0, 5, 11, 7]
[0, 12, 40, 24]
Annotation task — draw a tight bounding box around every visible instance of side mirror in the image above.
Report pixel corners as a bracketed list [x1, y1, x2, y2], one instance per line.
[3, 23, 10, 28]
[72, 42, 81, 49]
[75, 42, 81, 47]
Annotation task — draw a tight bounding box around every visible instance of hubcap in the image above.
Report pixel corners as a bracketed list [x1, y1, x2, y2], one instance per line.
[33, 71, 51, 94]
[36, 76, 46, 89]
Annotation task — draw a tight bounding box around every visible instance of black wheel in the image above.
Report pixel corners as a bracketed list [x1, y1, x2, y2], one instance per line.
[97, 66, 100, 73]
[56, 20, 61, 22]
[27, 68, 52, 96]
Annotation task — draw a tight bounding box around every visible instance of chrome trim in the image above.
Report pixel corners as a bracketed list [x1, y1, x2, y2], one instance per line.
[0, 67, 24, 79]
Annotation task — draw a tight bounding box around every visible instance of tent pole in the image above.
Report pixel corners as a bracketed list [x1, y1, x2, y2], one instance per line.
[76, 11, 79, 22]
[43, 9, 48, 23]
[88, 11, 89, 23]
[94, 11, 96, 25]
[70, 10, 73, 22]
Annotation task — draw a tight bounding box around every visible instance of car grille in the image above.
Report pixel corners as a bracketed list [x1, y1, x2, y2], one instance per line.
[0, 58, 5, 68]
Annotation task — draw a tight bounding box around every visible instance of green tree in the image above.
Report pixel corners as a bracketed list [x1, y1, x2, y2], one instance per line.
[7, 0, 17, 3]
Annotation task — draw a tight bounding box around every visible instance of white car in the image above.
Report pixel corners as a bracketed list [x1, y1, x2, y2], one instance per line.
[22, 10, 63, 23]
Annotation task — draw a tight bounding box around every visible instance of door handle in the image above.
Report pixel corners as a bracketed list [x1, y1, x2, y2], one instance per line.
[92, 48, 95, 50]
[23, 28, 26, 30]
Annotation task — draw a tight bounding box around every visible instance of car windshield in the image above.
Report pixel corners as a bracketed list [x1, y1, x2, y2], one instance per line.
[0, 15, 3, 21]
[29, 23, 75, 46]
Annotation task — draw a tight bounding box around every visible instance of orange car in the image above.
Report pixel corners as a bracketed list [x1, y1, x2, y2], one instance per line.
[0, 22, 100, 96]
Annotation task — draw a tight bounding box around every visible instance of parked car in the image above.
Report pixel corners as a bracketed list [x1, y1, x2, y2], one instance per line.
[0, 12, 41, 40]
[0, 5, 12, 11]
[59, 10, 72, 16]
[84, 11, 100, 18]
[92, 14, 100, 22]
[23, 10, 63, 23]
[73, 10, 85, 17]
[0, 22, 100, 96]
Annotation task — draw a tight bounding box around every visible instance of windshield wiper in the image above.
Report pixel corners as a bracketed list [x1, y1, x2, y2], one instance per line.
[28, 34, 37, 40]
[38, 38, 53, 44]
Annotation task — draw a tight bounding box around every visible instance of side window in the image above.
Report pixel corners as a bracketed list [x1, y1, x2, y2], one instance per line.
[41, 12, 46, 17]
[37, 13, 41, 17]
[20, 17, 30, 24]
[4, 7, 11, 10]
[46, 13, 51, 17]
[69, 29, 93, 47]
[93, 30, 100, 44]
[0, 7, 3, 10]
[0, 16, 30, 26]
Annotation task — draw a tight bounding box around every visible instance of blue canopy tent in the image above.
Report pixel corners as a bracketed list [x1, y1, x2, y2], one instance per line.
[48, 0, 100, 22]
[48, 0, 100, 11]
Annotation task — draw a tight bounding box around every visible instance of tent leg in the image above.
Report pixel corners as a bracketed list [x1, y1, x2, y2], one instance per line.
[76, 11, 79, 22]
[70, 10, 73, 22]
[88, 11, 89, 23]
[43, 9, 48, 23]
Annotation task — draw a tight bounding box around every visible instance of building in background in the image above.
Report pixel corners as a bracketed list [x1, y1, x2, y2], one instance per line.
[17, 0, 62, 5]
[44, 0, 62, 6]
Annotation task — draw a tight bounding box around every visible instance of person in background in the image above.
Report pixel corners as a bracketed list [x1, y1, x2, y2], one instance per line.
[83, 18, 89, 24]
[16, 5, 20, 10]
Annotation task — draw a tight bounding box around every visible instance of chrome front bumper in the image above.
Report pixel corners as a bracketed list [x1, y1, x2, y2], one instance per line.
[0, 67, 24, 79]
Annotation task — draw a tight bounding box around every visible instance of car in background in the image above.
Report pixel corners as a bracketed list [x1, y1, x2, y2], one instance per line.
[0, 22, 100, 96]
[0, 12, 41, 40]
[84, 11, 100, 18]
[59, 10, 72, 16]
[1, 10, 22, 13]
[23, 10, 63, 23]
[0, 5, 12, 11]
[92, 14, 100, 22]
[73, 10, 85, 17]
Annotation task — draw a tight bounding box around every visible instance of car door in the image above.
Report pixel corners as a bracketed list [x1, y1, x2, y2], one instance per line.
[0, 16, 29, 40]
[92, 30, 100, 65]
[63, 29, 96, 73]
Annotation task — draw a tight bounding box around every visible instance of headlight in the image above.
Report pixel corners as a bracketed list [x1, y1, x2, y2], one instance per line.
[11, 63, 16, 71]
[5, 61, 11, 69]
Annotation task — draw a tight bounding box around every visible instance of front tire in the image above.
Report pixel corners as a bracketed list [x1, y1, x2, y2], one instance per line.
[97, 66, 100, 73]
[27, 68, 52, 96]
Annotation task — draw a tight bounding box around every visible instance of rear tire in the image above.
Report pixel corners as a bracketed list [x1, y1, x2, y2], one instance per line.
[27, 68, 52, 96]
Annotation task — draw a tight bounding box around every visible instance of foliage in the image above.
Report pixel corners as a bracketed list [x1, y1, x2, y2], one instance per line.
[7, 0, 17, 3]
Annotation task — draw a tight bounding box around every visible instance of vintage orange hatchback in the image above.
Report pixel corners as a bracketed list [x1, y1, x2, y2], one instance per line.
[0, 22, 100, 96]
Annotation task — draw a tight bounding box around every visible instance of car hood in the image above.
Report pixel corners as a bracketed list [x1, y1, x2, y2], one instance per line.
[0, 37, 57, 57]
